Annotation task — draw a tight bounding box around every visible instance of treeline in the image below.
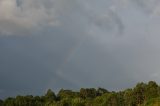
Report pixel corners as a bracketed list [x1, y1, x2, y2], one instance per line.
[1, 81, 160, 106]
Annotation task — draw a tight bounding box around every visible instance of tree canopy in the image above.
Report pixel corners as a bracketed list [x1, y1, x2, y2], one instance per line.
[1, 81, 160, 106]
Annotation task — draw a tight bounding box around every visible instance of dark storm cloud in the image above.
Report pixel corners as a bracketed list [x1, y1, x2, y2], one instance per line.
[1, 0, 160, 99]
[0, 30, 79, 98]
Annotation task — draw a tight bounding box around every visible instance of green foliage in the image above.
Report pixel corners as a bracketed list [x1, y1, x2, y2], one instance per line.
[72, 98, 85, 106]
[57, 89, 79, 100]
[1, 81, 160, 106]
[80, 88, 97, 99]
[3, 97, 15, 106]
[133, 82, 147, 105]
[0, 99, 3, 106]
[116, 91, 125, 106]
[45, 89, 56, 101]
[96, 87, 109, 96]
[93, 93, 110, 106]
[124, 89, 136, 106]
[145, 81, 159, 100]
[145, 97, 160, 106]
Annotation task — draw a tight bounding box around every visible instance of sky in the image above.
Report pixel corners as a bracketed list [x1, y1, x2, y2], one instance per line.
[1, 0, 160, 99]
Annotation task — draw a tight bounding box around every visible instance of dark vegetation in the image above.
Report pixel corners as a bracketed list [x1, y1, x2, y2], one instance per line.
[1, 81, 160, 106]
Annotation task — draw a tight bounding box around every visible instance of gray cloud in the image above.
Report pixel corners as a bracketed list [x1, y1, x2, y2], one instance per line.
[1, 0, 160, 35]
[0, 0, 60, 35]
[0, 0, 125, 36]
[1, 0, 160, 99]
[132, 0, 160, 14]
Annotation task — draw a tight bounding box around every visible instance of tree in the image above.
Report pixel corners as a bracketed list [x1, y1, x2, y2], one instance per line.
[116, 91, 125, 106]
[94, 94, 108, 106]
[133, 82, 147, 105]
[72, 98, 85, 106]
[107, 92, 118, 106]
[2, 81, 160, 106]
[57, 89, 78, 100]
[124, 89, 136, 106]
[45, 89, 56, 101]
[4, 97, 15, 106]
[0, 99, 3, 106]
[80, 88, 97, 99]
[145, 81, 159, 100]
[96, 87, 109, 96]
[58, 98, 72, 106]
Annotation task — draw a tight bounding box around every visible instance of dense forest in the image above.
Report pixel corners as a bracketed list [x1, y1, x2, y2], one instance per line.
[1, 81, 160, 106]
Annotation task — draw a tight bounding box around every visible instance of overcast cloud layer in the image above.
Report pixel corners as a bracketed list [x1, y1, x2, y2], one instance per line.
[1, 0, 160, 98]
